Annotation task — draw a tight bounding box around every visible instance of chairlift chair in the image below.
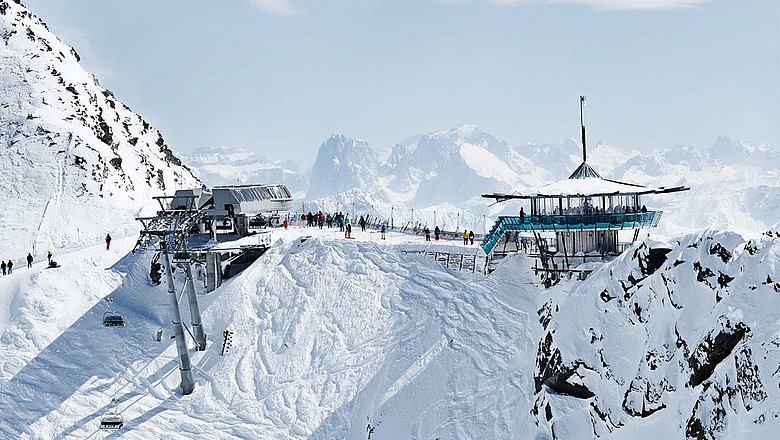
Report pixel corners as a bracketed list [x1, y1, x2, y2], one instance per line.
[102, 311, 125, 327]
[99, 412, 124, 430]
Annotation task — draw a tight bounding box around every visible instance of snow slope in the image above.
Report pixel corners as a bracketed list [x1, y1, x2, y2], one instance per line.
[0, 228, 542, 439]
[0, 0, 199, 257]
[1, 226, 778, 439]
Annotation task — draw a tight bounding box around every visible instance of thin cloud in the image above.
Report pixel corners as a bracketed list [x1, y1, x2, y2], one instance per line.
[249, 0, 300, 16]
[463, 0, 710, 10]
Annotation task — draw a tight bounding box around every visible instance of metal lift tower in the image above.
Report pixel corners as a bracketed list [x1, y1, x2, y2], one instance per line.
[135, 195, 207, 395]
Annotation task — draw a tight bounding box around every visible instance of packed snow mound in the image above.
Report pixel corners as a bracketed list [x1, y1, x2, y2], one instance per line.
[180, 146, 308, 197]
[535, 229, 780, 439]
[0, 0, 199, 255]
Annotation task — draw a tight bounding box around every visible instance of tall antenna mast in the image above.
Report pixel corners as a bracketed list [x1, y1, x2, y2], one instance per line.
[579, 95, 587, 163]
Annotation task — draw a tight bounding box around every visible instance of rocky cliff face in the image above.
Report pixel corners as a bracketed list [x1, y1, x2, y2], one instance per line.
[0, 0, 199, 252]
[534, 230, 780, 439]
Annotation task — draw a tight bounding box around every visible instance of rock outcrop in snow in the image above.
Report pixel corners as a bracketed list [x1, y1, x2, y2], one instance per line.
[0, 0, 199, 254]
[533, 230, 780, 439]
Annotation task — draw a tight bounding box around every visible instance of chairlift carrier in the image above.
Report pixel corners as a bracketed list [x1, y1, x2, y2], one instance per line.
[99, 412, 124, 430]
[102, 311, 125, 327]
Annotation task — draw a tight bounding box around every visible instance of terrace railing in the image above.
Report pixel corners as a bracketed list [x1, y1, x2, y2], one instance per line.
[481, 211, 662, 255]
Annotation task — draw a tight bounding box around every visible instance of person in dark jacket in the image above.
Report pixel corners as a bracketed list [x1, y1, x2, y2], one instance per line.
[6, 260, 12, 274]
[1, 261, 5, 276]
[27, 253, 33, 268]
[424, 227, 431, 242]
[469, 230, 475, 245]
[105, 233, 112, 250]
[434, 226, 441, 241]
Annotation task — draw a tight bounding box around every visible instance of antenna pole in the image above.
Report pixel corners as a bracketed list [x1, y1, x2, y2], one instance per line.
[580, 95, 587, 163]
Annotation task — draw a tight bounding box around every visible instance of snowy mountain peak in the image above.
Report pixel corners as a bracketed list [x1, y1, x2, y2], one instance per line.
[0, 0, 199, 252]
[306, 133, 378, 200]
[709, 136, 778, 166]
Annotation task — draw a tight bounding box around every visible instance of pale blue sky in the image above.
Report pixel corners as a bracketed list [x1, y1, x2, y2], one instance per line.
[24, 0, 779, 167]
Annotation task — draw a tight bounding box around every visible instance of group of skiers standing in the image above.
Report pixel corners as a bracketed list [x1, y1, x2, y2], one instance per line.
[421, 226, 475, 245]
[301, 211, 371, 238]
[1, 253, 35, 276]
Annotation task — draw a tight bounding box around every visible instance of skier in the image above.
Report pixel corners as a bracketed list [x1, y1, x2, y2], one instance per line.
[1, 260, 5, 276]
[47, 250, 53, 265]
[345, 222, 352, 239]
[519, 207, 525, 222]
[469, 230, 475, 245]
[105, 233, 112, 250]
[26, 253, 33, 268]
[359, 215, 367, 232]
[424, 227, 431, 242]
[434, 226, 441, 241]
[462, 230, 469, 245]
[380, 223, 387, 240]
[6, 260, 12, 274]
[283, 219, 289, 230]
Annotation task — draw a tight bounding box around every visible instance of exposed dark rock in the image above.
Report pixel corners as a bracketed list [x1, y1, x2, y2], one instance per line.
[688, 323, 749, 387]
[735, 347, 767, 411]
[674, 259, 686, 267]
[108, 157, 122, 171]
[600, 289, 615, 303]
[95, 115, 112, 146]
[693, 262, 715, 284]
[535, 333, 595, 399]
[622, 376, 668, 418]
[709, 243, 732, 263]
[538, 301, 554, 330]
[685, 381, 735, 440]
[717, 272, 734, 289]
[638, 247, 671, 275]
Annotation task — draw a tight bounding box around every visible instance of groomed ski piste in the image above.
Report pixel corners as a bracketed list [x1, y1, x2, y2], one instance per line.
[1, 225, 779, 439]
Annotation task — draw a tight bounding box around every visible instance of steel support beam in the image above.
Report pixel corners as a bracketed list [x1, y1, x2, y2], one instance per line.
[161, 242, 195, 395]
[183, 262, 206, 350]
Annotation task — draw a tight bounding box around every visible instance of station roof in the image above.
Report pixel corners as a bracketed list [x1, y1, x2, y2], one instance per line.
[483, 161, 689, 201]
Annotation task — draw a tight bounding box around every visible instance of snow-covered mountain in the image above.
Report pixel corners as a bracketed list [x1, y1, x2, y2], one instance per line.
[2, 4, 779, 439]
[532, 230, 780, 439]
[607, 139, 780, 237]
[180, 146, 307, 197]
[0, 0, 199, 255]
[300, 127, 778, 238]
[305, 134, 380, 200]
[2, 227, 778, 439]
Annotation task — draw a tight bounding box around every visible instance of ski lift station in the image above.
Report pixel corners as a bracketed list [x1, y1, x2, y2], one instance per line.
[481, 97, 689, 282]
[131, 182, 294, 396]
[169, 184, 294, 235]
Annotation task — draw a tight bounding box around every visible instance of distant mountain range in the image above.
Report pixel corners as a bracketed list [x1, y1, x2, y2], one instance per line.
[182, 126, 777, 238]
